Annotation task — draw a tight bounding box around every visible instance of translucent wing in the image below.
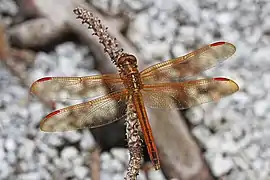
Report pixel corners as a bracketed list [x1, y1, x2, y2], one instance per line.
[40, 90, 128, 132]
[30, 74, 124, 100]
[141, 78, 239, 109]
[140, 42, 236, 84]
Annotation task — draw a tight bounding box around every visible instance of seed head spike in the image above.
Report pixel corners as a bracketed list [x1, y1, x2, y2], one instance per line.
[73, 7, 123, 67]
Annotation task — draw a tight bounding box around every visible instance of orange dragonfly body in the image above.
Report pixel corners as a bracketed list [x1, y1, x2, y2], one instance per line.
[30, 42, 239, 170]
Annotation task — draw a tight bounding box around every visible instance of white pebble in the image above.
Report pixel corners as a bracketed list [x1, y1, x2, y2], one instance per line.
[186, 106, 204, 125]
[221, 140, 239, 154]
[244, 144, 260, 160]
[204, 108, 223, 129]
[111, 148, 129, 164]
[0, 147, 5, 160]
[47, 135, 64, 146]
[18, 139, 35, 159]
[38, 144, 57, 158]
[192, 125, 211, 146]
[6, 151, 16, 164]
[38, 153, 48, 166]
[61, 147, 79, 160]
[205, 136, 223, 153]
[210, 154, 234, 176]
[80, 130, 95, 150]
[0, 161, 10, 179]
[74, 166, 89, 179]
[254, 100, 269, 117]
[216, 12, 234, 25]
[5, 138, 16, 152]
[63, 131, 82, 143]
[233, 156, 249, 170]
[146, 168, 166, 180]
[73, 156, 84, 165]
[17, 172, 40, 180]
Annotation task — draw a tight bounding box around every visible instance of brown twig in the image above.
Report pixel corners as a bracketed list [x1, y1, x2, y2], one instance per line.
[90, 146, 101, 180]
[0, 24, 55, 110]
[0, 24, 9, 59]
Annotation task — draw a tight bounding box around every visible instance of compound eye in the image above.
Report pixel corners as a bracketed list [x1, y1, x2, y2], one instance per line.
[128, 55, 137, 64]
[117, 55, 127, 65]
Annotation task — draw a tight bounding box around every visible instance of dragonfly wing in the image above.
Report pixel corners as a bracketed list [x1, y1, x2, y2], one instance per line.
[141, 78, 239, 109]
[30, 74, 124, 100]
[140, 42, 236, 84]
[40, 90, 128, 132]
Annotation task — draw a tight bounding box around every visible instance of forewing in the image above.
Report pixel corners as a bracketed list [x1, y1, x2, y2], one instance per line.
[40, 90, 128, 132]
[30, 74, 124, 100]
[141, 78, 239, 109]
[141, 42, 236, 84]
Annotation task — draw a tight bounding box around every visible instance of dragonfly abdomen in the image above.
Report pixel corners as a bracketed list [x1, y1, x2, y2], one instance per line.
[132, 92, 161, 170]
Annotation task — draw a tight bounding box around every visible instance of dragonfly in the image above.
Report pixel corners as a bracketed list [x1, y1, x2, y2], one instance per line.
[30, 41, 239, 170]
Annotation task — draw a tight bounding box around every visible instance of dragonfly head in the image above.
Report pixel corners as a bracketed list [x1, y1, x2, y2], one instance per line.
[117, 53, 137, 69]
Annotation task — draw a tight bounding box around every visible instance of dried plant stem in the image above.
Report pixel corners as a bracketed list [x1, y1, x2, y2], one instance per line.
[73, 7, 123, 67]
[125, 97, 143, 180]
[73, 7, 144, 179]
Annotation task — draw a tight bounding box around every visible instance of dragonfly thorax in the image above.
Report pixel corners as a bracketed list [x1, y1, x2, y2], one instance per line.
[117, 53, 143, 91]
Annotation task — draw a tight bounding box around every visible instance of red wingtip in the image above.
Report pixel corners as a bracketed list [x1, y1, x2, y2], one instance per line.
[214, 77, 229, 81]
[45, 110, 60, 119]
[211, 42, 226, 47]
[37, 77, 52, 82]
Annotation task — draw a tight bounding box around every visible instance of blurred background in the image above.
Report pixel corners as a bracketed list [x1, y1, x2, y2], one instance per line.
[0, 0, 269, 180]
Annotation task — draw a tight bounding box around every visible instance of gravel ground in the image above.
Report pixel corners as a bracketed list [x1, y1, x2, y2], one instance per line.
[1, 0, 270, 180]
